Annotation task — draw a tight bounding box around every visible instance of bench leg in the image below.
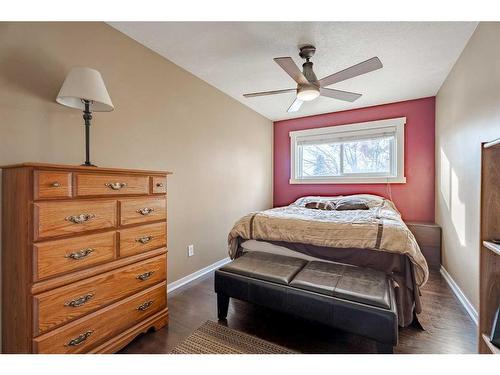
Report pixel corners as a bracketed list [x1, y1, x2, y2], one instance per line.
[217, 293, 230, 320]
[375, 342, 394, 354]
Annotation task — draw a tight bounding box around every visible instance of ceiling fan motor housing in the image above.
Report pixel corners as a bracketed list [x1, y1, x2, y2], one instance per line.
[298, 57, 320, 101]
[302, 61, 319, 85]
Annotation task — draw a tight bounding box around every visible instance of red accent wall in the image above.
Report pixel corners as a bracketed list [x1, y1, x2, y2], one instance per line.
[273, 97, 436, 222]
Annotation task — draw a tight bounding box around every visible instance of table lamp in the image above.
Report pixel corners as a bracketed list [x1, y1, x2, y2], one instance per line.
[56, 67, 114, 166]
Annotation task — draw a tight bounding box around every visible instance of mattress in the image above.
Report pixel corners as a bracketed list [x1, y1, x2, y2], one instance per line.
[241, 239, 333, 262]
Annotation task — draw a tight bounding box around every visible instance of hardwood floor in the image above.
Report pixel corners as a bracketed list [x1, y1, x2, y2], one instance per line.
[120, 270, 477, 354]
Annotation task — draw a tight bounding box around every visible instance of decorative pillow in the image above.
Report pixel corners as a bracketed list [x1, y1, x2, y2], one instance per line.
[335, 197, 370, 211]
[305, 201, 336, 210]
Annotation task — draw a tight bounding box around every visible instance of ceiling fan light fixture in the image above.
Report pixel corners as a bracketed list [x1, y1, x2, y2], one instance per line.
[296, 85, 320, 101]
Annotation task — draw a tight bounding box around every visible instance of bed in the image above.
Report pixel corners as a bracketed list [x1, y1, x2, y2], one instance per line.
[227, 194, 429, 327]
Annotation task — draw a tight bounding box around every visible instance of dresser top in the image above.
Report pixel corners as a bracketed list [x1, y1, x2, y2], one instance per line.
[0, 162, 172, 175]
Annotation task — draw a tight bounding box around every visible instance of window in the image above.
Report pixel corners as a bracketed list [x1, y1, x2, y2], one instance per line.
[290, 117, 406, 184]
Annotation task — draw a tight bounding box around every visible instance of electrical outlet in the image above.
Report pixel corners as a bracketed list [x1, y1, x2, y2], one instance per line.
[187, 244, 194, 257]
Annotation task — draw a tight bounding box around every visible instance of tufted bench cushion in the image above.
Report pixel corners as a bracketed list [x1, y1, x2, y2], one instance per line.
[215, 251, 398, 353]
[220, 251, 307, 285]
[290, 261, 392, 309]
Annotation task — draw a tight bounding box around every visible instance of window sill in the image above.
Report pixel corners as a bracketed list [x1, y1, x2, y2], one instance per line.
[289, 176, 407, 184]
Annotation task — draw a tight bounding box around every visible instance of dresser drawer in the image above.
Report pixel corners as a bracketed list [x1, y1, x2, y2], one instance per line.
[119, 197, 166, 226]
[34, 171, 72, 200]
[34, 232, 116, 280]
[34, 200, 117, 240]
[76, 173, 149, 197]
[119, 222, 166, 258]
[151, 176, 167, 194]
[33, 283, 166, 353]
[34, 254, 166, 335]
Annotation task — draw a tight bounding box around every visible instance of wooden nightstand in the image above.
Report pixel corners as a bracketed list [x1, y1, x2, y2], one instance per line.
[405, 222, 441, 270]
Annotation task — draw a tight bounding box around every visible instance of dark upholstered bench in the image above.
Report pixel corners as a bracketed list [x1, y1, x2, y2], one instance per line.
[214, 251, 398, 353]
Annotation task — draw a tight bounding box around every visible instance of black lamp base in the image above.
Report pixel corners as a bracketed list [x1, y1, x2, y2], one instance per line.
[82, 100, 97, 167]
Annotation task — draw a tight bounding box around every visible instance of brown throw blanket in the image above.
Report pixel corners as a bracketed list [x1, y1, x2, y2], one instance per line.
[228, 194, 429, 327]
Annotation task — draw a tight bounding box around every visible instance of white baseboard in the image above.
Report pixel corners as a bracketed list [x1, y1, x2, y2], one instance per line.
[440, 266, 478, 325]
[167, 257, 231, 293]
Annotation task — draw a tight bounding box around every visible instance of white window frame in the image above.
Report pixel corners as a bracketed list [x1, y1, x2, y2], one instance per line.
[289, 117, 407, 184]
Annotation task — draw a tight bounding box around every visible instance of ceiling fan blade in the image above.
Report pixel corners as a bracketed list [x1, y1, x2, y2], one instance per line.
[287, 97, 303, 112]
[274, 57, 309, 85]
[320, 88, 362, 102]
[319, 57, 383, 87]
[243, 88, 295, 98]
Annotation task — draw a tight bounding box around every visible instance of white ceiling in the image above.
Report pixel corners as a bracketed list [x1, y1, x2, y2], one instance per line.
[109, 22, 477, 121]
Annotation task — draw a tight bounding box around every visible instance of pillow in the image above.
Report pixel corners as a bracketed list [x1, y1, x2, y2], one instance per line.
[335, 197, 370, 211]
[305, 201, 336, 210]
[291, 195, 342, 207]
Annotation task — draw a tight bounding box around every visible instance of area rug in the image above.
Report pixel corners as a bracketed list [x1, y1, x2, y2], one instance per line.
[170, 320, 295, 354]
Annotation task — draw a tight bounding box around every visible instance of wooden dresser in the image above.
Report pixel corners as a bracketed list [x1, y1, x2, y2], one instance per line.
[1, 163, 171, 353]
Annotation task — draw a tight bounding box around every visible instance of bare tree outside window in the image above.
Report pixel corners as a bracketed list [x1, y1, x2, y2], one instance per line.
[300, 136, 392, 177]
[343, 137, 391, 174]
[302, 143, 341, 176]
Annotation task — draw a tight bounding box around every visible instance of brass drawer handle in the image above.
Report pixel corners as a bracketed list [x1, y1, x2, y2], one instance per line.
[137, 300, 154, 311]
[65, 213, 95, 224]
[137, 207, 155, 216]
[156, 182, 164, 188]
[51, 181, 61, 187]
[66, 330, 93, 347]
[65, 293, 95, 308]
[65, 248, 94, 260]
[137, 271, 155, 281]
[104, 182, 127, 190]
[136, 235, 153, 244]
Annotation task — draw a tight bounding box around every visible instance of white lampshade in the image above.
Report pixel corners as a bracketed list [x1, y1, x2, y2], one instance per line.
[56, 67, 114, 112]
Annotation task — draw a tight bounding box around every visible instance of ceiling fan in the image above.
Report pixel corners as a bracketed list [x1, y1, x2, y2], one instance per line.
[243, 45, 383, 113]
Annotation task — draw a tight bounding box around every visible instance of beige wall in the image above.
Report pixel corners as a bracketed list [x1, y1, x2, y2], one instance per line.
[435, 22, 500, 311]
[0, 22, 272, 287]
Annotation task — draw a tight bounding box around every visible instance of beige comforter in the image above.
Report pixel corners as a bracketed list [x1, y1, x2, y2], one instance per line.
[228, 194, 429, 287]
